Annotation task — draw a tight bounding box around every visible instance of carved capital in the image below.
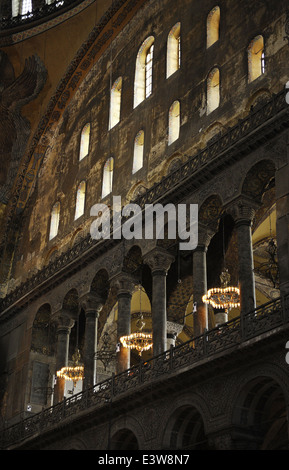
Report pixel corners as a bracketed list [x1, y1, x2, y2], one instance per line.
[226, 196, 260, 226]
[80, 292, 104, 317]
[110, 272, 136, 297]
[143, 247, 174, 275]
[51, 309, 75, 333]
[196, 223, 216, 250]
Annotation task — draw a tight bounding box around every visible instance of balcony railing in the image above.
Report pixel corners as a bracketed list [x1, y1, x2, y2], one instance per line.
[0, 0, 84, 30]
[1, 293, 289, 449]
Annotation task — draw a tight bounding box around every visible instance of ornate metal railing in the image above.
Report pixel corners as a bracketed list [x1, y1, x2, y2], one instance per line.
[0, 0, 85, 30]
[1, 89, 289, 317]
[1, 293, 289, 449]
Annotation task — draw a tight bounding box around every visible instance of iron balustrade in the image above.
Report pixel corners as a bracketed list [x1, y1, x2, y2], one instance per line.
[0, 0, 83, 30]
[1, 293, 289, 449]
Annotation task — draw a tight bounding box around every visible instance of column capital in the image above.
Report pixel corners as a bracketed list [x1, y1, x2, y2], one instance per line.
[51, 310, 75, 332]
[143, 247, 174, 275]
[226, 196, 260, 226]
[110, 272, 136, 297]
[195, 223, 216, 251]
[80, 292, 104, 317]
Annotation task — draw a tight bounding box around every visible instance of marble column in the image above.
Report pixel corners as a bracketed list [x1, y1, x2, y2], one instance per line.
[81, 292, 104, 389]
[111, 273, 136, 374]
[192, 226, 215, 336]
[228, 197, 259, 315]
[275, 147, 289, 297]
[53, 311, 74, 404]
[144, 248, 174, 356]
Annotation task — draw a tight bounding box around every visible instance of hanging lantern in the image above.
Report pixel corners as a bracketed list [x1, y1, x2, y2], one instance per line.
[202, 268, 240, 314]
[56, 349, 84, 387]
[120, 285, 153, 356]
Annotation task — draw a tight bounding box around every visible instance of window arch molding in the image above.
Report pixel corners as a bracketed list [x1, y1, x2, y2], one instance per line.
[102, 156, 114, 199]
[49, 201, 60, 241]
[247, 35, 265, 82]
[206, 6, 220, 48]
[132, 130, 145, 174]
[167, 22, 181, 78]
[79, 122, 91, 161]
[168, 100, 180, 145]
[206, 67, 220, 114]
[134, 36, 155, 108]
[74, 181, 86, 220]
[109, 76, 122, 129]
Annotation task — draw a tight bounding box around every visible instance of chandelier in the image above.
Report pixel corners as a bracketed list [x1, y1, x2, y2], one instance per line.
[202, 269, 240, 314]
[56, 349, 84, 387]
[120, 285, 153, 356]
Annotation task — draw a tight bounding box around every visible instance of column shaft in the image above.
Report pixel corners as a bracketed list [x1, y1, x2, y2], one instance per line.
[151, 270, 167, 356]
[117, 292, 132, 373]
[235, 219, 256, 314]
[193, 246, 208, 336]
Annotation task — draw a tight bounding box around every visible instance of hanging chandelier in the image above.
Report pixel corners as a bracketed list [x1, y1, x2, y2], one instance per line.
[120, 285, 153, 356]
[202, 269, 240, 313]
[56, 349, 84, 387]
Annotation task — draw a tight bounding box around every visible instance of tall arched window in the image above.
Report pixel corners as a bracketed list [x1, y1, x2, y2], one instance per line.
[168, 101, 180, 145]
[132, 130, 144, 174]
[102, 157, 114, 199]
[207, 67, 220, 114]
[248, 35, 265, 82]
[12, 0, 32, 16]
[134, 36, 154, 108]
[49, 202, 60, 240]
[207, 6, 220, 48]
[109, 77, 122, 129]
[79, 123, 90, 161]
[74, 181, 86, 220]
[167, 22, 181, 78]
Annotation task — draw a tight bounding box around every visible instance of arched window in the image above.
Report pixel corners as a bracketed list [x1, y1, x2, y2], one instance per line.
[132, 130, 144, 174]
[102, 157, 114, 199]
[79, 123, 90, 161]
[74, 181, 86, 220]
[134, 36, 154, 108]
[167, 22, 181, 78]
[207, 67, 220, 114]
[168, 101, 180, 145]
[248, 35, 265, 82]
[49, 202, 60, 240]
[207, 6, 220, 48]
[109, 77, 122, 129]
[12, 0, 32, 16]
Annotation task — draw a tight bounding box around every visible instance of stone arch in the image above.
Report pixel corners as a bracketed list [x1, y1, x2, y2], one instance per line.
[110, 428, 139, 450]
[246, 88, 272, 113]
[231, 373, 289, 449]
[162, 400, 209, 450]
[44, 245, 59, 265]
[199, 194, 223, 230]
[241, 159, 275, 202]
[90, 268, 110, 300]
[31, 303, 55, 356]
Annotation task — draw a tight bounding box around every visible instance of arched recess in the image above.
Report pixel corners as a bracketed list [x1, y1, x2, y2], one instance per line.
[31, 303, 55, 355]
[242, 159, 279, 300]
[241, 160, 275, 202]
[110, 429, 139, 450]
[162, 405, 209, 450]
[30, 303, 56, 408]
[232, 376, 289, 449]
